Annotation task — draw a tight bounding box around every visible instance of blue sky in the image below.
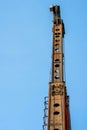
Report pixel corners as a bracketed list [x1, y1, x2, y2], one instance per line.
[0, 0, 87, 130]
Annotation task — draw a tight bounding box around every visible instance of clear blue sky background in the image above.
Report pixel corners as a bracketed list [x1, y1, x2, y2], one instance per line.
[0, 0, 87, 130]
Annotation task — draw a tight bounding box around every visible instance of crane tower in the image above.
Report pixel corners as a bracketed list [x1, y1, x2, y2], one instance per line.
[43, 5, 71, 130]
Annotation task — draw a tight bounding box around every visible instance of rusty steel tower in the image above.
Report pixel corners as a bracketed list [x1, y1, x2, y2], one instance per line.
[43, 5, 71, 130]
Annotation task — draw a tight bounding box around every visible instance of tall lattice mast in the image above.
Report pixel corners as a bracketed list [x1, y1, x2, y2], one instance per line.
[43, 5, 71, 130]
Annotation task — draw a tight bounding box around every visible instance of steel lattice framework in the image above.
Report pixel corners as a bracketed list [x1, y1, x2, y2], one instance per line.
[43, 5, 71, 130]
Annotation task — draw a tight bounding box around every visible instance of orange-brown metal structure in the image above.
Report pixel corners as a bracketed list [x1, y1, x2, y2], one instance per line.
[43, 5, 71, 130]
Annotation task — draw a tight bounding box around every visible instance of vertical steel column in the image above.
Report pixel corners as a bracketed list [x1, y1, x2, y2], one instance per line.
[42, 5, 71, 130]
[47, 5, 69, 130]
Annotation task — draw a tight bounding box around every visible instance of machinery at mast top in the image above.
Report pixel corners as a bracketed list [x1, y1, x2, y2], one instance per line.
[50, 5, 65, 37]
